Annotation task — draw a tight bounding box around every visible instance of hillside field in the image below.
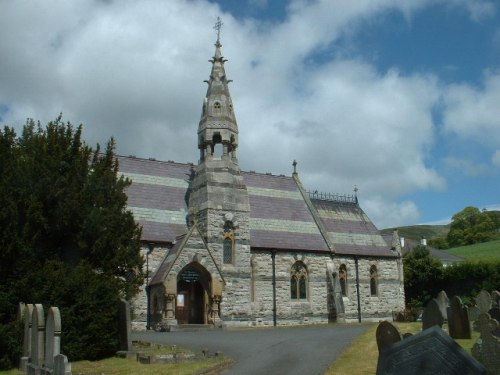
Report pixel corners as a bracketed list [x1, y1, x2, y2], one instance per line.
[444, 240, 500, 262]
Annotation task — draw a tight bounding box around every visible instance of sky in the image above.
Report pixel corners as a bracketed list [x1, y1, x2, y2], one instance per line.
[1, 0, 499, 229]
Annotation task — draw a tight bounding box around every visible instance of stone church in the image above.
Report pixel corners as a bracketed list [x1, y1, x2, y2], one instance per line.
[122, 31, 405, 330]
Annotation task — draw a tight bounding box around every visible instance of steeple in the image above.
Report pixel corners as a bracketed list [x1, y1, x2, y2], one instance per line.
[198, 17, 239, 163]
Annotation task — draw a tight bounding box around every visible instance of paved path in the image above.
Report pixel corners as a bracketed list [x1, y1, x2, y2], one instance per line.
[133, 324, 370, 375]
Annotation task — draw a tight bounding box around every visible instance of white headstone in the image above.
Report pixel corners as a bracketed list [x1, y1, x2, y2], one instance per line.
[45, 307, 62, 370]
[30, 304, 45, 367]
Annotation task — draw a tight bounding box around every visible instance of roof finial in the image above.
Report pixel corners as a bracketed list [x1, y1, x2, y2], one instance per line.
[354, 185, 359, 204]
[292, 159, 298, 175]
[214, 17, 223, 44]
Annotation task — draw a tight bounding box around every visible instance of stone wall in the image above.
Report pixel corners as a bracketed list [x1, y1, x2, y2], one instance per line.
[131, 244, 170, 330]
[132, 243, 405, 329]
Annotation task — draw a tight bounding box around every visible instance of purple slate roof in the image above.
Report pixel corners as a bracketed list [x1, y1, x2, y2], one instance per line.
[311, 199, 396, 257]
[118, 155, 396, 257]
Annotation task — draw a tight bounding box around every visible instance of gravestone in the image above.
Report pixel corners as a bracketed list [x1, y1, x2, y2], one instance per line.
[376, 321, 402, 353]
[29, 304, 45, 373]
[19, 303, 33, 372]
[53, 353, 72, 375]
[471, 311, 500, 375]
[422, 299, 444, 330]
[492, 290, 500, 308]
[488, 307, 500, 338]
[376, 325, 486, 375]
[468, 306, 480, 322]
[435, 290, 449, 320]
[117, 299, 132, 352]
[447, 296, 471, 339]
[45, 307, 62, 371]
[476, 290, 492, 314]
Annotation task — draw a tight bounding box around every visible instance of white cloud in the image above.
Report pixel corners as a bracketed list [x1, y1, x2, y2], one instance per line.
[442, 72, 500, 146]
[0, 0, 495, 228]
[493, 150, 500, 167]
[444, 157, 489, 176]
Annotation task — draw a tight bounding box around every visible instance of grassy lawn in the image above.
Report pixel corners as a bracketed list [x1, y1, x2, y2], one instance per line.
[326, 322, 480, 375]
[444, 240, 500, 262]
[0, 342, 234, 375]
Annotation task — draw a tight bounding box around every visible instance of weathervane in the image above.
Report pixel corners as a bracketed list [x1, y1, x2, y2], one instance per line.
[214, 17, 223, 43]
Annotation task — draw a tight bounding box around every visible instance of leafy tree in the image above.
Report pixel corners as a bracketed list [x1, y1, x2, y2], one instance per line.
[0, 117, 144, 368]
[428, 237, 449, 250]
[403, 245, 444, 309]
[447, 206, 498, 247]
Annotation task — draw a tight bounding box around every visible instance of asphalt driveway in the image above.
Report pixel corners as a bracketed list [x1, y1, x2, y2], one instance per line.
[133, 324, 370, 375]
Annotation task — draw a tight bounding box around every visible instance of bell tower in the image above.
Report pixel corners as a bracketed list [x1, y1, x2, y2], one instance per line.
[188, 18, 251, 319]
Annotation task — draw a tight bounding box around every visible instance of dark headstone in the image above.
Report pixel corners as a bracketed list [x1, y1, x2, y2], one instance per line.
[376, 326, 486, 375]
[435, 290, 449, 320]
[422, 299, 444, 330]
[117, 299, 132, 352]
[447, 296, 471, 339]
[376, 321, 402, 353]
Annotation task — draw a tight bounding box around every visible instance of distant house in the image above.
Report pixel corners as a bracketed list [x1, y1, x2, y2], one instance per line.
[383, 235, 464, 267]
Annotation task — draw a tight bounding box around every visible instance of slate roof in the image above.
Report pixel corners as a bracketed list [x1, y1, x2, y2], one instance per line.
[389, 236, 464, 264]
[118, 155, 397, 257]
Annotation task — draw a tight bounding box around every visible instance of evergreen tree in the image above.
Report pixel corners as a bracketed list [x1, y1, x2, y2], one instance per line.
[403, 245, 444, 309]
[0, 117, 144, 368]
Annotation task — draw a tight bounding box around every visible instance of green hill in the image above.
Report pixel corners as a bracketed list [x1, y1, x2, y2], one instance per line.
[380, 224, 450, 241]
[444, 240, 500, 262]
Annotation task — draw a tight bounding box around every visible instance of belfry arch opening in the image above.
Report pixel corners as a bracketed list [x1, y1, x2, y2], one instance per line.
[176, 263, 212, 324]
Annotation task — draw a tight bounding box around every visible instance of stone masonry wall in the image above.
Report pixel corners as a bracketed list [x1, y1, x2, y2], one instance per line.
[131, 244, 170, 330]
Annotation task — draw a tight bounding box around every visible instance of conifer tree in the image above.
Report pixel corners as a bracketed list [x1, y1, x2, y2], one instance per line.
[0, 117, 144, 368]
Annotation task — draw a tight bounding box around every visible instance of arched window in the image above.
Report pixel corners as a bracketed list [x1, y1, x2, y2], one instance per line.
[339, 264, 347, 297]
[222, 222, 234, 264]
[370, 265, 378, 296]
[290, 262, 308, 300]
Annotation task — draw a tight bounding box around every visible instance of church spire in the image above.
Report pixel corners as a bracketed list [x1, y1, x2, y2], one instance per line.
[198, 17, 239, 164]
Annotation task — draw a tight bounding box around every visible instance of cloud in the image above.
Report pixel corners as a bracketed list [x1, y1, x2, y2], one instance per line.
[442, 72, 500, 146]
[493, 150, 500, 167]
[0, 0, 495, 227]
[444, 157, 489, 176]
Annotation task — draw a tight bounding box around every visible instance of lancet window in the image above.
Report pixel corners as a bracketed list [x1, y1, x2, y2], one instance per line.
[370, 265, 378, 296]
[339, 264, 347, 297]
[222, 222, 234, 264]
[290, 262, 308, 300]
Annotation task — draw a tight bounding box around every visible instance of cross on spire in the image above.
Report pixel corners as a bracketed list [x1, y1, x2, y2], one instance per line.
[214, 17, 223, 43]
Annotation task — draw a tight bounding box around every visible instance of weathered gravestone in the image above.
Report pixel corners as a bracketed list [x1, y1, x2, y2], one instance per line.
[469, 306, 481, 322]
[29, 304, 45, 374]
[117, 299, 132, 352]
[477, 290, 492, 313]
[376, 325, 486, 375]
[19, 303, 33, 372]
[435, 290, 449, 321]
[492, 291, 500, 308]
[45, 307, 62, 371]
[488, 307, 500, 338]
[376, 321, 402, 353]
[471, 290, 500, 375]
[447, 296, 471, 339]
[422, 298, 444, 330]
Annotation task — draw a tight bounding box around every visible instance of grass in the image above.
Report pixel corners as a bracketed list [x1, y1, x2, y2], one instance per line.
[0, 342, 234, 375]
[326, 322, 480, 375]
[444, 240, 500, 262]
